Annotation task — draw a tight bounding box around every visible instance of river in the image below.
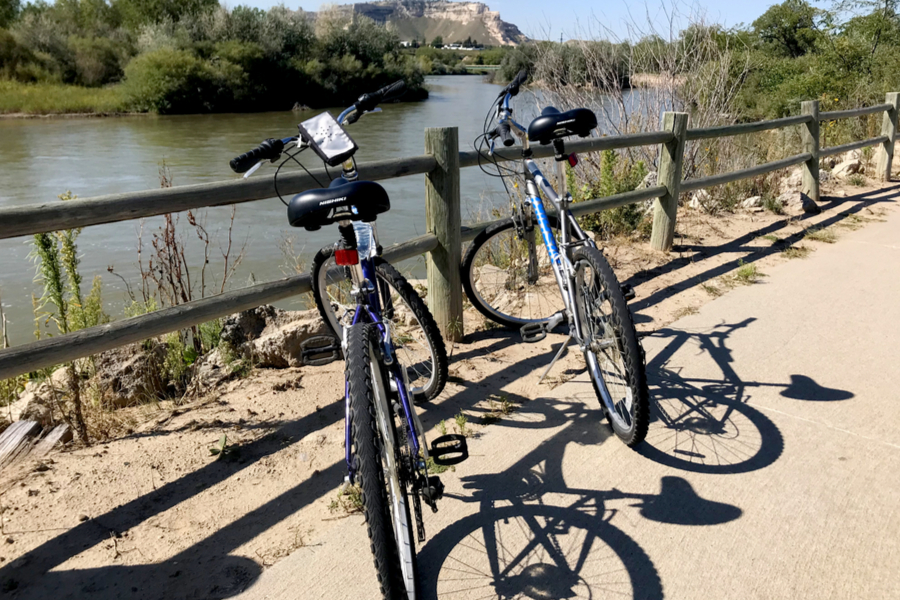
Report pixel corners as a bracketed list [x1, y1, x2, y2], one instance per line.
[0, 76, 632, 346]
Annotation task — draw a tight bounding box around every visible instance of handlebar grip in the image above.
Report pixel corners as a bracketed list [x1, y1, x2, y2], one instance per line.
[508, 69, 528, 97]
[497, 122, 515, 147]
[377, 80, 406, 102]
[229, 138, 285, 173]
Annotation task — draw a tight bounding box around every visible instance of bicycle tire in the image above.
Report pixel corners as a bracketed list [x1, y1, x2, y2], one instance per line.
[571, 245, 649, 447]
[345, 323, 418, 599]
[461, 215, 563, 329]
[312, 248, 448, 403]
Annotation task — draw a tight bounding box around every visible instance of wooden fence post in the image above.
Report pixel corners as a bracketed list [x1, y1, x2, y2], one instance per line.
[876, 92, 900, 182]
[801, 100, 820, 201]
[651, 112, 688, 252]
[425, 127, 463, 342]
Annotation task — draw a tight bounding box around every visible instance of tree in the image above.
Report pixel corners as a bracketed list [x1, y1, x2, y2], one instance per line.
[752, 0, 821, 57]
[0, 0, 20, 28]
[431, 35, 443, 48]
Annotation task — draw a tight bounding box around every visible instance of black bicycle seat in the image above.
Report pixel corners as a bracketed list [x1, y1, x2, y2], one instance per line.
[527, 106, 598, 145]
[288, 179, 390, 231]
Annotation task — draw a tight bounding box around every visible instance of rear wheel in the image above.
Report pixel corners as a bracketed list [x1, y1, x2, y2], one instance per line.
[570, 246, 649, 447]
[313, 249, 448, 402]
[461, 216, 564, 328]
[345, 323, 418, 599]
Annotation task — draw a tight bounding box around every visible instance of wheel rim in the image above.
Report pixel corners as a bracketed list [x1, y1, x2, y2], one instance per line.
[467, 225, 564, 326]
[318, 257, 438, 398]
[368, 347, 417, 598]
[574, 259, 634, 433]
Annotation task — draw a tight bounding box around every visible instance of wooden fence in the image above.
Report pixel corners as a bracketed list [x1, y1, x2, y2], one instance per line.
[0, 94, 897, 381]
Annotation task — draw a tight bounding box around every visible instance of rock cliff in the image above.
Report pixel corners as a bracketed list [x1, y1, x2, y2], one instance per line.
[330, 1, 527, 46]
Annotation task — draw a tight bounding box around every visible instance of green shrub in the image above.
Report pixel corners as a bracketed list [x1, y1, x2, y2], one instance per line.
[68, 35, 123, 86]
[122, 47, 244, 113]
[570, 150, 649, 238]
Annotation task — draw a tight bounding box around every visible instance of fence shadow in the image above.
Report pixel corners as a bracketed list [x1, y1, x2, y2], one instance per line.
[637, 319, 854, 474]
[418, 396, 742, 600]
[626, 184, 900, 314]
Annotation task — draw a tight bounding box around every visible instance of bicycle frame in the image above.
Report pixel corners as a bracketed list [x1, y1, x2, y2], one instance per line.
[496, 92, 596, 350]
[330, 105, 431, 486]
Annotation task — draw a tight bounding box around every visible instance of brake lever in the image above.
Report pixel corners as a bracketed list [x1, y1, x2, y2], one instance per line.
[243, 161, 263, 179]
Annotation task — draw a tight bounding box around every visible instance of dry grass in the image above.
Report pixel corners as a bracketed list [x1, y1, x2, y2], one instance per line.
[805, 226, 837, 244]
[782, 245, 813, 259]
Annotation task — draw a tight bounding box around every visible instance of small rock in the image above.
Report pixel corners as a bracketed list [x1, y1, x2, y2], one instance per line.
[741, 196, 763, 208]
[26, 490, 38, 497]
[78, 515, 89, 522]
[4, 538, 13, 545]
[688, 189, 710, 210]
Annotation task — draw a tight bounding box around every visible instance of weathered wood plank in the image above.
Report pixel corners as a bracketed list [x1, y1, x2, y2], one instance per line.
[457, 130, 674, 168]
[0, 155, 437, 241]
[425, 127, 463, 342]
[680, 153, 811, 193]
[820, 136, 889, 158]
[686, 115, 812, 141]
[0, 421, 41, 470]
[876, 93, 900, 181]
[0, 232, 437, 381]
[32, 424, 73, 458]
[801, 101, 820, 202]
[651, 112, 689, 252]
[820, 104, 892, 121]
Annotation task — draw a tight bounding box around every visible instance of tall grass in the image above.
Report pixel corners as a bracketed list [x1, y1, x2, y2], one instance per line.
[0, 81, 130, 115]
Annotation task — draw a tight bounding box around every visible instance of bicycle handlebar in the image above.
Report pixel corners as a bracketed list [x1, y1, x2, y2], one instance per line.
[349, 80, 407, 123]
[498, 69, 528, 99]
[229, 138, 286, 173]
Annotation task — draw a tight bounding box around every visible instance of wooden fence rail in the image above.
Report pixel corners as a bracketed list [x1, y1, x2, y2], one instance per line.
[0, 93, 897, 381]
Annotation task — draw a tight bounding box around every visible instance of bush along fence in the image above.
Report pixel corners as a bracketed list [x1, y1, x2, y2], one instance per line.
[0, 93, 897, 381]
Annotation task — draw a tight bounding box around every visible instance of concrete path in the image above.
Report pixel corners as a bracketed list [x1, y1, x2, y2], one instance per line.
[237, 203, 900, 599]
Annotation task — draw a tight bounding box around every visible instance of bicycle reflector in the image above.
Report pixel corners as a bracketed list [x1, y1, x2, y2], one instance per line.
[568, 153, 579, 167]
[334, 248, 359, 266]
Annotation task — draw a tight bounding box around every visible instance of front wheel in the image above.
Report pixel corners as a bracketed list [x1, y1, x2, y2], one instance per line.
[345, 323, 418, 599]
[571, 246, 649, 447]
[461, 216, 564, 329]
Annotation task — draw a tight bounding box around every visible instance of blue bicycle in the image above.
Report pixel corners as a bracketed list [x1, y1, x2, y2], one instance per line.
[229, 82, 464, 599]
[462, 71, 650, 446]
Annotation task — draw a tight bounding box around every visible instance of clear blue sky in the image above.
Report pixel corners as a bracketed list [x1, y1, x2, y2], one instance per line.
[236, 1, 783, 40]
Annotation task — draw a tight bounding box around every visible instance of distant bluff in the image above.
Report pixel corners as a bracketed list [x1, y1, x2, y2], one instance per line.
[321, 1, 527, 46]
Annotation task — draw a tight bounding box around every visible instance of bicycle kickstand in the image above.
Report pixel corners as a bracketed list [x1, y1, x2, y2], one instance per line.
[538, 335, 572, 384]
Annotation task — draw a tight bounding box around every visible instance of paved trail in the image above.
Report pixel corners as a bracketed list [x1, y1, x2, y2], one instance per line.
[238, 201, 900, 600]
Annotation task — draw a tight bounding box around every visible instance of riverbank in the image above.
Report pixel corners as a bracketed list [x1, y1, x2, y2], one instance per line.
[0, 81, 131, 116]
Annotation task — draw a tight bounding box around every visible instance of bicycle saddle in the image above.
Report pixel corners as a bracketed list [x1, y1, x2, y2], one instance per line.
[288, 179, 390, 231]
[527, 106, 598, 145]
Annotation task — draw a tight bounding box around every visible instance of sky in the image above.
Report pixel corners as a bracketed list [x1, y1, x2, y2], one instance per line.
[238, 1, 785, 41]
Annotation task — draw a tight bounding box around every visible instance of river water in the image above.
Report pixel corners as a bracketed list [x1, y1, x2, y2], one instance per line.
[0, 76, 632, 346]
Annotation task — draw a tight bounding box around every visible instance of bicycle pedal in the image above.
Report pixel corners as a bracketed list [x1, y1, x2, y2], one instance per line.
[620, 284, 636, 301]
[520, 322, 548, 343]
[430, 434, 468, 466]
[421, 476, 444, 512]
[300, 335, 341, 366]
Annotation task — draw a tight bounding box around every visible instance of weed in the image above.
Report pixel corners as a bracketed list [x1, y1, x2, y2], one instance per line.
[454, 411, 469, 437]
[782, 245, 812, 259]
[762, 234, 780, 243]
[732, 260, 762, 285]
[701, 282, 724, 297]
[673, 306, 699, 319]
[805, 226, 837, 244]
[329, 484, 364, 514]
[763, 196, 785, 215]
[847, 174, 866, 187]
[426, 456, 453, 474]
[436, 419, 448, 436]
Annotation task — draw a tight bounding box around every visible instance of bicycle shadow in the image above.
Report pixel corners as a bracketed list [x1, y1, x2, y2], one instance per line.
[638, 319, 854, 474]
[418, 397, 742, 600]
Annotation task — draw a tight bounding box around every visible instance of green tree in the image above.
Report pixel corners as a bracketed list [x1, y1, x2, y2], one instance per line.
[0, 0, 20, 27]
[114, 0, 218, 28]
[752, 0, 821, 57]
[431, 35, 443, 48]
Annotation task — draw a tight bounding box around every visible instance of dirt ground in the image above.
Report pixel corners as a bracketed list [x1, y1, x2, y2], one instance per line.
[0, 174, 897, 599]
